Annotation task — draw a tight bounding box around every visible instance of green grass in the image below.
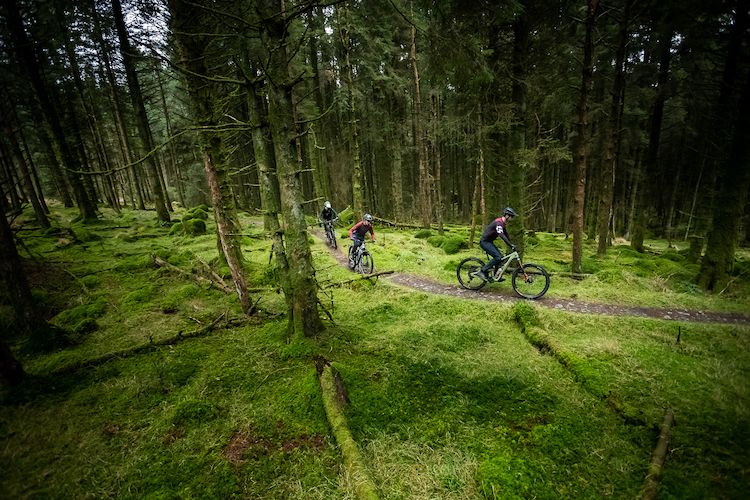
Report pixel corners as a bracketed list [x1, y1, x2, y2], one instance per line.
[1, 206, 748, 498]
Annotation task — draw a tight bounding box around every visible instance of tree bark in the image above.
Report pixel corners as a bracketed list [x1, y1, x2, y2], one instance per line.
[3, 124, 49, 227]
[259, 0, 323, 338]
[598, 0, 631, 255]
[338, 4, 364, 217]
[169, 0, 254, 316]
[632, 23, 672, 252]
[111, 0, 170, 223]
[430, 92, 444, 235]
[699, 65, 750, 290]
[410, 12, 432, 228]
[2, 0, 98, 222]
[571, 0, 599, 274]
[0, 189, 31, 385]
[508, 0, 529, 251]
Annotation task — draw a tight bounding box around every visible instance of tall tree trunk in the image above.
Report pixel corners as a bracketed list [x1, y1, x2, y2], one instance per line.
[0, 192, 30, 385]
[2, 0, 97, 222]
[91, 0, 141, 210]
[508, 1, 529, 252]
[338, 4, 364, 216]
[247, 75, 289, 290]
[390, 131, 404, 222]
[307, 10, 331, 210]
[259, 0, 323, 338]
[111, 0, 170, 223]
[698, 5, 750, 290]
[156, 65, 186, 208]
[169, 0, 254, 316]
[430, 92, 444, 235]
[571, 0, 599, 274]
[469, 157, 482, 247]
[410, 11, 431, 228]
[598, 0, 631, 255]
[632, 23, 672, 252]
[5, 126, 49, 227]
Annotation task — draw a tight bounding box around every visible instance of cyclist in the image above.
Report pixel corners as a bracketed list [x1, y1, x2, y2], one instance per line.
[476, 207, 518, 282]
[348, 213, 376, 268]
[319, 200, 339, 228]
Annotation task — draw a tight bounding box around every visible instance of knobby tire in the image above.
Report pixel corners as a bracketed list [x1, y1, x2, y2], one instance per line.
[511, 263, 550, 299]
[358, 252, 374, 274]
[456, 257, 487, 290]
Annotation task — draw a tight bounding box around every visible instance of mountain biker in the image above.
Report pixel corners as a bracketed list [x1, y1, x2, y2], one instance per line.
[476, 207, 518, 282]
[319, 201, 338, 227]
[348, 213, 375, 268]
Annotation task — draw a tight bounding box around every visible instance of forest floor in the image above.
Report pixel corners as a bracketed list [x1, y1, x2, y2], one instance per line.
[318, 234, 750, 326]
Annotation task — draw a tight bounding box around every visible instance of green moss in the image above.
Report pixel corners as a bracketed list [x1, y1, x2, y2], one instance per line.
[71, 225, 101, 242]
[184, 219, 207, 236]
[513, 302, 538, 330]
[477, 453, 548, 499]
[427, 235, 445, 247]
[171, 400, 220, 426]
[414, 230, 433, 239]
[123, 285, 156, 304]
[182, 208, 209, 223]
[79, 275, 100, 289]
[52, 297, 108, 332]
[441, 236, 466, 254]
[168, 222, 184, 235]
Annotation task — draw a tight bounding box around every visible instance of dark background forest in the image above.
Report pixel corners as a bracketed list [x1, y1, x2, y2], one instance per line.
[1, 2, 750, 496]
[1, 0, 749, 326]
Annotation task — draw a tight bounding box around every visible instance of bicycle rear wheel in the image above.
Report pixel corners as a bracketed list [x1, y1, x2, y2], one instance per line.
[456, 257, 487, 290]
[511, 263, 550, 299]
[358, 252, 374, 274]
[326, 228, 337, 249]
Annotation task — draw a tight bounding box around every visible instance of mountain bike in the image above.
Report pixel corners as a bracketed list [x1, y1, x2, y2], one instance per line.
[322, 219, 338, 249]
[348, 240, 374, 274]
[456, 249, 550, 299]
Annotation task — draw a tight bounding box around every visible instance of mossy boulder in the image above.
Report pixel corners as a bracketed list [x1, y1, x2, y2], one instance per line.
[168, 222, 184, 236]
[440, 236, 467, 254]
[427, 235, 444, 248]
[184, 219, 207, 236]
[182, 207, 209, 223]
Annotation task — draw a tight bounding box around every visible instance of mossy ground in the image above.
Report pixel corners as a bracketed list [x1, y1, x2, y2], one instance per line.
[1, 206, 748, 498]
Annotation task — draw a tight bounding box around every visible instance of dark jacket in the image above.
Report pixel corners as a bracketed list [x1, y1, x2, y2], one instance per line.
[480, 216, 513, 247]
[319, 207, 338, 221]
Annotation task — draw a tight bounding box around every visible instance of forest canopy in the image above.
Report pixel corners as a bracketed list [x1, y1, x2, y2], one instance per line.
[1, 0, 749, 298]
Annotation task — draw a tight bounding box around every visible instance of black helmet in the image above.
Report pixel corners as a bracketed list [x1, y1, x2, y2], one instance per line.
[364, 213, 373, 222]
[503, 207, 518, 217]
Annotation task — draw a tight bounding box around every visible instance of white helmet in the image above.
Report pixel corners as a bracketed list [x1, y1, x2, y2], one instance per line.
[324, 201, 331, 209]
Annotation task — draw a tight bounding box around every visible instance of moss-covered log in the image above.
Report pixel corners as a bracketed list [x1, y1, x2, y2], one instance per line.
[319, 364, 378, 500]
[640, 408, 675, 500]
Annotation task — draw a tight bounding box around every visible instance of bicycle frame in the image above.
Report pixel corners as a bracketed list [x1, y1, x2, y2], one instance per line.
[489, 251, 523, 281]
[355, 241, 367, 261]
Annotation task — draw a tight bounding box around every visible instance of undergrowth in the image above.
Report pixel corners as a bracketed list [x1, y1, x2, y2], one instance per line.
[1, 206, 748, 498]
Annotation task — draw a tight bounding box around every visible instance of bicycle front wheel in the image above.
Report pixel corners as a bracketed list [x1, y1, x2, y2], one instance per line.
[512, 263, 550, 299]
[456, 257, 487, 290]
[358, 252, 374, 274]
[327, 229, 337, 249]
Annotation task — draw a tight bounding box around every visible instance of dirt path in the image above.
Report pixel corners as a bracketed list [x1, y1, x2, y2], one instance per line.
[316, 233, 750, 326]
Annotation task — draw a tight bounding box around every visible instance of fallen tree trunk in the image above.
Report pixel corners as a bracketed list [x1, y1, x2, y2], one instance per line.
[51, 312, 244, 375]
[318, 362, 378, 500]
[372, 216, 428, 230]
[152, 254, 233, 293]
[323, 270, 394, 289]
[640, 408, 675, 500]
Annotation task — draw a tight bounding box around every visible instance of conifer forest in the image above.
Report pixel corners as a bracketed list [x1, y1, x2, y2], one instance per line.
[1, 0, 749, 498]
